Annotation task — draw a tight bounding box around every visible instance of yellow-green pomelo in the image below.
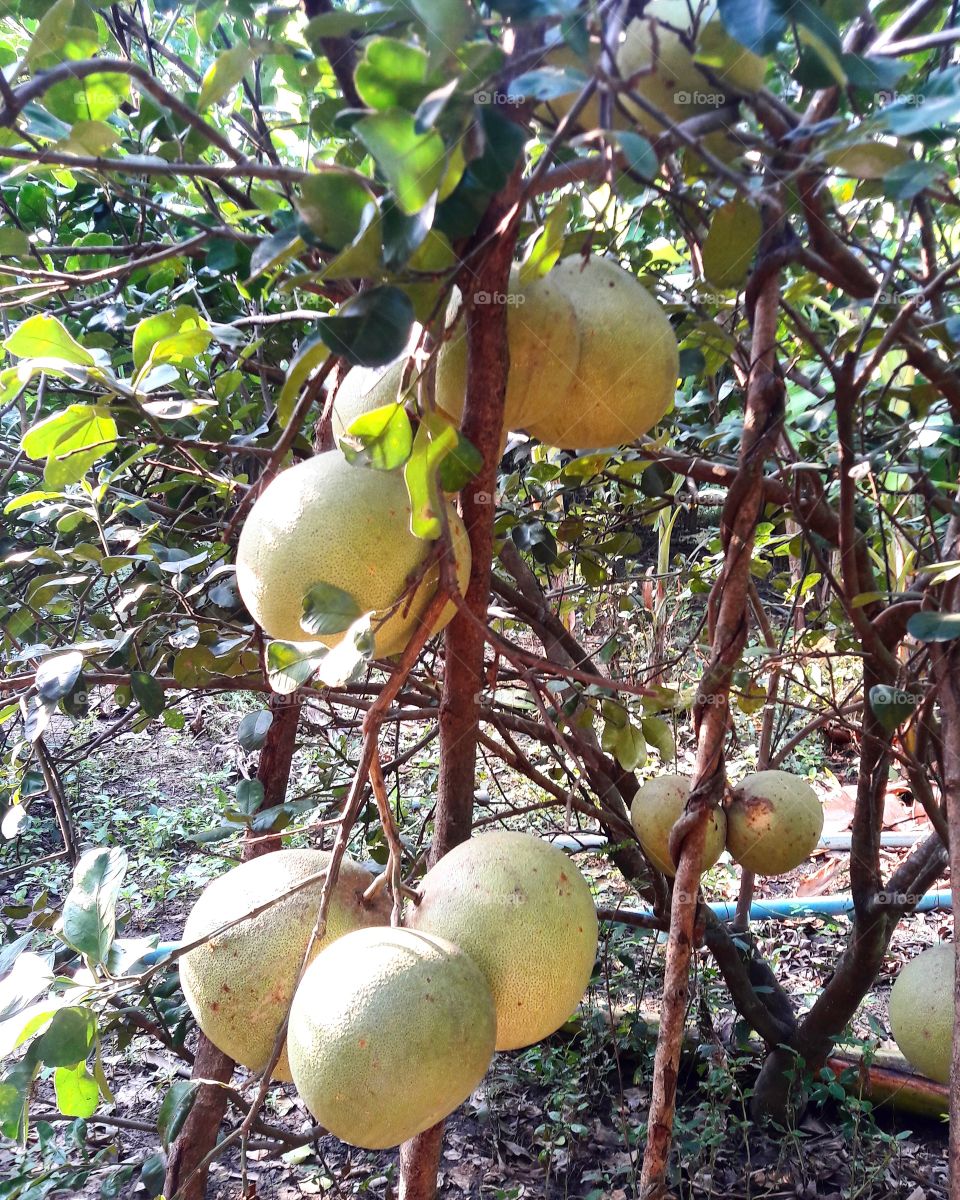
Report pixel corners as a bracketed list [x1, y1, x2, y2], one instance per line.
[406, 831, 598, 1050]
[235, 452, 470, 657]
[630, 774, 726, 877]
[617, 2, 764, 136]
[889, 943, 953, 1085]
[330, 361, 406, 444]
[435, 268, 581, 435]
[523, 256, 678, 449]
[287, 927, 496, 1148]
[180, 849, 390, 1081]
[725, 770, 824, 876]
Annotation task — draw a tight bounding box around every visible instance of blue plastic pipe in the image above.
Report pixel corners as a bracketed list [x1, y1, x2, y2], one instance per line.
[705, 889, 952, 923]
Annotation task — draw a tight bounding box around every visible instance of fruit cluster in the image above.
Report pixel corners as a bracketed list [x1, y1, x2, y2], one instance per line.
[180, 831, 598, 1149]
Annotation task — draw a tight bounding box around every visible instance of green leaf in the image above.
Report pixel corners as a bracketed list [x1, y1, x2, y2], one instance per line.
[354, 38, 431, 111]
[408, 0, 475, 59]
[278, 336, 328, 427]
[907, 611, 960, 643]
[703, 198, 762, 289]
[297, 172, 376, 250]
[44, 72, 130, 123]
[825, 140, 909, 181]
[613, 721, 646, 771]
[318, 286, 414, 368]
[869, 68, 960, 135]
[21, 405, 118, 488]
[611, 131, 657, 179]
[301, 582, 364, 636]
[717, 0, 787, 55]
[354, 109, 447, 215]
[132, 306, 210, 373]
[340, 402, 413, 471]
[60, 847, 128, 965]
[130, 671, 164, 718]
[25, 0, 78, 66]
[158, 1080, 199, 1150]
[520, 197, 572, 286]
[641, 715, 676, 761]
[35, 651, 84, 703]
[35, 1007, 96, 1068]
[59, 118, 118, 156]
[238, 710, 273, 753]
[437, 429, 483, 493]
[868, 685, 918, 733]
[248, 228, 306, 281]
[507, 66, 588, 102]
[266, 640, 327, 694]
[3, 314, 94, 366]
[0, 1059, 38, 1142]
[54, 1063, 98, 1118]
[199, 46, 255, 110]
[0, 229, 30, 257]
[233, 778, 265, 817]
[403, 413, 459, 539]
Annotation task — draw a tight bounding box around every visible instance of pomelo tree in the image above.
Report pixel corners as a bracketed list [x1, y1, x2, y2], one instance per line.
[1, 1, 959, 1198]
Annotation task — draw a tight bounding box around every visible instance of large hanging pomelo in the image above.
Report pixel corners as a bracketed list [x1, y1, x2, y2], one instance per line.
[435, 267, 581, 435]
[725, 770, 823, 876]
[180, 849, 389, 1080]
[888, 942, 953, 1085]
[235, 452, 470, 657]
[405, 831, 598, 1050]
[287, 927, 496, 1148]
[523, 256, 678, 449]
[630, 774, 726, 877]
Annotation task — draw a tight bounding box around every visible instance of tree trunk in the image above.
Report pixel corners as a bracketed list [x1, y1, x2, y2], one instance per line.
[163, 694, 302, 1200]
[397, 177, 521, 1200]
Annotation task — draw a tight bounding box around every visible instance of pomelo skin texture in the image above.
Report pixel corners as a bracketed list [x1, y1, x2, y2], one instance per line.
[435, 266, 581, 435]
[524, 257, 678, 450]
[889, 942, 954, 1084]
[725, 770, 824, 876]
[235, 451, 470, 657]
[180, 849, 390, 1081]
[630, 774, 726, 877]
[287, 927, 496, 1149]
[406, 831, 599, 1050]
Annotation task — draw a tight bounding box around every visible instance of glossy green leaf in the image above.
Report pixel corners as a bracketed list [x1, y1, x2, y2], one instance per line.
[437, 429, 483, 493]
[44, 72, 130, 123]
[507, 66, 588, 102]
[297, 172, 376, 250]
[717, 0, 787, 55]
[199, 46, 255, 110]
[266, 640, 327, 694]
[130, 671, 164, 718]
[403, 413, 458, 539]
[354, 38, 431, 111]
[354, 109, 446, 215]
[907, 611, 960, 643]
[22, 404, 118, 487]
[60, 847, 128, 965]
[520, 197, 572, 286]
[612, 131, 657, 179]
[54, 1063, 98, 1118]
[301, 581, 364, 636]
[868, 685, 918, 733]
[278, 337, 328, 427]
[237, 710, 273, 753]
[158, 1080, 198, 1149]
[340, 401, 413, 470]
[132, 306, 210, 373]
[35, 651, 83, 703]
[4, 314, 94, 366]
[34, 1006, 96, 1068]
[318, 286, 414, 367]
[703, 198, 762, 289]
[233, 778, 265, 817]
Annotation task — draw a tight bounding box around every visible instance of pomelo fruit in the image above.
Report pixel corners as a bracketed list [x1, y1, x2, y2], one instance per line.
[725, 770, 824, 876]
[889, 942, 953, 1085]
[630, 774, 726, 877]
[435, 267, 581, 435]
[180, 849, 390, 1080]
[235, 451, 470, 657]
[522, 256, 678, 449]
[287, 926, 496, 1148]
[405, 831, 598, 1050]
